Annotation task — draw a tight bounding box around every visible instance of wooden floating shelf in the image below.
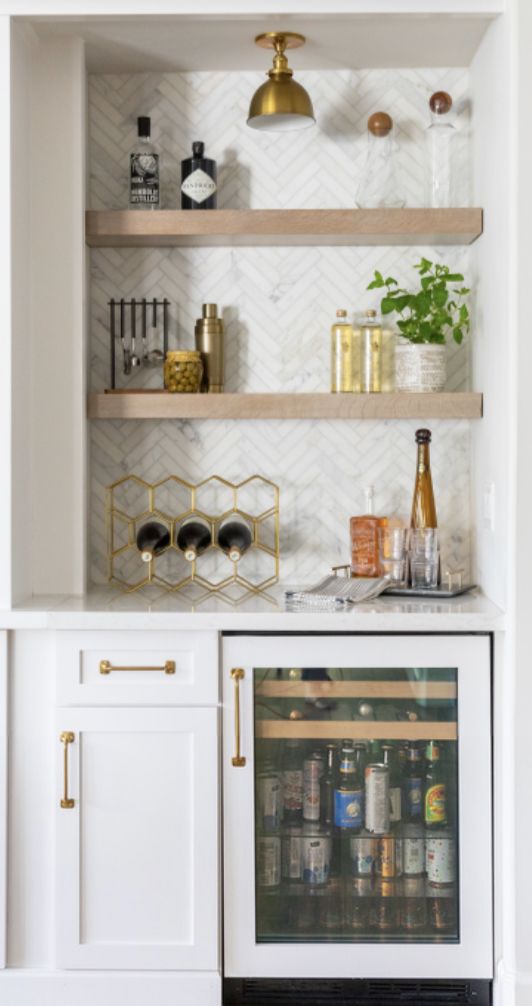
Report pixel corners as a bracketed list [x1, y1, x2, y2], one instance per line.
[85, 208, 483, 248]
[87, 391, 483, 421]
[255, 681, 457, 700]
[255, 722, 457, 742]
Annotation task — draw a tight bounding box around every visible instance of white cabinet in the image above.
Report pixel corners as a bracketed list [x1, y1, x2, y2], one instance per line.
[55, 705, 218, 971]
[223, 634, 492, 982]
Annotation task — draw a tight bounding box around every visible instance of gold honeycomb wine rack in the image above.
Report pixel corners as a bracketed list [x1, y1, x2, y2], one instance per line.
[107, 472, 279, 600]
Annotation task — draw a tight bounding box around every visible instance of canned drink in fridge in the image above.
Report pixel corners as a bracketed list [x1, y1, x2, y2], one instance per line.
[281, 825, 303, 881]
[395, 834, 403, 877]
[257, 836, 281, 887]
[389, 785, 402, 824]
[371, 879, 399, 931]
[365, 763, 390, 835]
[427, 882, 457, 932]
[348, 877, 372, 931]
[426, 828, 455, 886]
[316, 880, 343, 931]
[353, 875, 373, 898]
[350, 830, 377, 876]
[401, 876, 427, 930]
[302, 825, 332, 885]
[303, 757, 321, 822]
[257, 769, 282, 831]
[403, 875, 426, 898]
[376, 835, 397, 878]
[402, 823, 425, 876]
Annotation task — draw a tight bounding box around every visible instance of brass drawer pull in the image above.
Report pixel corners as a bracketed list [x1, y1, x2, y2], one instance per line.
[99, 660, 176, 675]
[59, 731, 75, 809]
[231, 668, 246, 767]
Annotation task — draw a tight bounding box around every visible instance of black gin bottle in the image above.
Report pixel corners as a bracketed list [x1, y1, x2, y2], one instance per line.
[129, 116, 160, 209]
[181, 141, 217, 209]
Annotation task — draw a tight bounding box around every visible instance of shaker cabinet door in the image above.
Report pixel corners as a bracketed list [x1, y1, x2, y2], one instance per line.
[55, 707, 218, 970]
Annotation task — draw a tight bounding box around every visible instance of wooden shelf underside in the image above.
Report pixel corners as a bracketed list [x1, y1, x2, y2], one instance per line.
[85, 208, 483, 248]
[87, 391, 483, 421]
[256, 681, 457, 700]
[255, 722, 457, 741]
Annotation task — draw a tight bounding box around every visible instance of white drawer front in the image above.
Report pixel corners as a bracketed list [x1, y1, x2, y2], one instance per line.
[56, 630, 218, 706]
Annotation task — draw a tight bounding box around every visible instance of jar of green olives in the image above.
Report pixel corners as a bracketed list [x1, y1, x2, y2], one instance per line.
[164, 351, 203, 393]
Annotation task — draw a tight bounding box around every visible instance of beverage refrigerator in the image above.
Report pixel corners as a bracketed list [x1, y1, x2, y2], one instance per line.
[222, 635, 492, 1005]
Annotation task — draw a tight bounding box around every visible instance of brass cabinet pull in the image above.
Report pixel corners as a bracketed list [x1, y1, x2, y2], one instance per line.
[59, 731, 75, 809]
[99, 659, 176, 675]
[231, 668, 246, 767]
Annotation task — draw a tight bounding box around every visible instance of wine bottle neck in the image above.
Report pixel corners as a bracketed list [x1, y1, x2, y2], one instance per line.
[416, 444, 430, 473]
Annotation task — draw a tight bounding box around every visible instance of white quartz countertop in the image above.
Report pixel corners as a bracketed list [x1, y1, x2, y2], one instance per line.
[0, 586, 504, 632]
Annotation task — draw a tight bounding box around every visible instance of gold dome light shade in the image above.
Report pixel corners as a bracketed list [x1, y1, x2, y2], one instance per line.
[247, 32, 315, 132]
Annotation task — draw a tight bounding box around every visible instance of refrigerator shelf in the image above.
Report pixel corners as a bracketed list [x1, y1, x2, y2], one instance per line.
[255, 721, 457, 741]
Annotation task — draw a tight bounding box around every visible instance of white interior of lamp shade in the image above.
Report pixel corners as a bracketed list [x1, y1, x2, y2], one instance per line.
[247, 113, 316, 131]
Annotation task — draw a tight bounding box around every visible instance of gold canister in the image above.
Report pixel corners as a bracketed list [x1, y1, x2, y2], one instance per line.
[164, 350, 203, 393]
[358, 309, 383, 393]
[195, 303, 225, 393]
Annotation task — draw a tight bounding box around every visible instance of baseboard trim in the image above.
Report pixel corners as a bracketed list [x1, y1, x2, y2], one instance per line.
[0, 969, 221, 1006]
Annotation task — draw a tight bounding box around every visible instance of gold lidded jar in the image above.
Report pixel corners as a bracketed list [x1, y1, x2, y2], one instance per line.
[164, 350, 203, 393]
[330, 309, 360, 393]
[358, 309, 383, 393]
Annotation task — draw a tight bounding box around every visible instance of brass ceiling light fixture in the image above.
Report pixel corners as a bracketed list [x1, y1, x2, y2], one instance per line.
[247, 32, 315, 132]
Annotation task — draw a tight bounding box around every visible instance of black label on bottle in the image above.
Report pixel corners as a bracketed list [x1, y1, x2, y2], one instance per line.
[130, 152, 160, 205]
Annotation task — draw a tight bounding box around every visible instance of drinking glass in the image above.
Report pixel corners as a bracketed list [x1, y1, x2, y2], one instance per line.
[378, 526, 408, 586]
[410, 556, 439, 589]
[409, 528, 439, 558]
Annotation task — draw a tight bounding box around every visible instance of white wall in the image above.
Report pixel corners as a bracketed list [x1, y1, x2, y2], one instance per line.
[0, 16, 14, 609]
[28, 35, 87, 596]
[10, 23, 37, 606]
[512, 1, 532, 1004]
[470, 17, 511, 611]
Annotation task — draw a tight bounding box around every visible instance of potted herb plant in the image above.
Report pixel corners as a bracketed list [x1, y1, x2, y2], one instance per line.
[367, 258, 470, 392]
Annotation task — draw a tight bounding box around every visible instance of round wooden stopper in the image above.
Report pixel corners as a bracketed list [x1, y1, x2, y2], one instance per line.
[429, 91, 453, 115]
[368, 111, 393, 137]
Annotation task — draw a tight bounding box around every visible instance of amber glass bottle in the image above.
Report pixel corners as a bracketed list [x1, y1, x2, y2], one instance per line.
[410, 428, 437, 528]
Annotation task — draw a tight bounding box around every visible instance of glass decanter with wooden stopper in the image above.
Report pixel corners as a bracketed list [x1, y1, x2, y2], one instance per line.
[410, 428, 437, 528]
[426, 91, 455, 208]
[350, 486, 388, 577]
[355, 111, 406, 209]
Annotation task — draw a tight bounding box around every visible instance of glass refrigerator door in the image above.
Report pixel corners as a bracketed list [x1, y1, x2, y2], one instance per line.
[223, 635, 492, 981]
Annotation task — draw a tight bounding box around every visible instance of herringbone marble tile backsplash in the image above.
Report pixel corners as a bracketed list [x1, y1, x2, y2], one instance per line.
[88, 68, 474, 587]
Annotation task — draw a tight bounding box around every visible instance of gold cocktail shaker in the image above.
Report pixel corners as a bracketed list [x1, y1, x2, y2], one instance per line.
[194, 303, 224, 393]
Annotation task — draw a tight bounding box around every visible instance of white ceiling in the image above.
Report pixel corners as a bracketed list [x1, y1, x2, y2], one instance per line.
[27, 13, 495, 72]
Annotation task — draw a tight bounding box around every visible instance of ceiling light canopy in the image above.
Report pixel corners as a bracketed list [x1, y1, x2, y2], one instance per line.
[247, 32, 315, 132]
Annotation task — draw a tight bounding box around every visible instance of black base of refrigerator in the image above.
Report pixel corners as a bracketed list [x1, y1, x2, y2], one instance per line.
[223, 978, 492, 1006]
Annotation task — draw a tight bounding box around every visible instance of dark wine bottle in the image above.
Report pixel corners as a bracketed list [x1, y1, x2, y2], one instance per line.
[181, 141, 217, 210]
[217, 518, 252, 561]
[176, 517, 212, 562]
[136, 521, 170, 563]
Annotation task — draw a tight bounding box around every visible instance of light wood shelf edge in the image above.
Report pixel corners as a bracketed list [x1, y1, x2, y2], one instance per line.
[87, 391, 483, 421]
[86, 208, 483, 247]
[256, 681, 457, 699]
[255, 722, 457, 741]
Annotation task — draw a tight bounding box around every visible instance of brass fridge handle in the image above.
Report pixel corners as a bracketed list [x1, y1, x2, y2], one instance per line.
[99, 659, 176, 675]
[59, 731, 75, 809]
[231, 668, 246, 767]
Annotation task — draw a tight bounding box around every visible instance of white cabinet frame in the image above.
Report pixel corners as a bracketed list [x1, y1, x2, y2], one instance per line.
[223, 634, 492, 980]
